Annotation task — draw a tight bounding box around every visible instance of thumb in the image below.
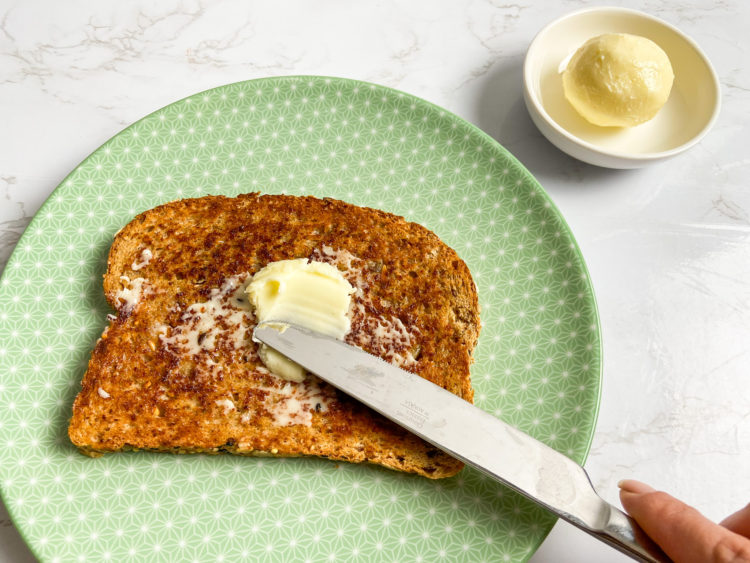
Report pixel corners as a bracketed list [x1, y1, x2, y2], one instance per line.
[721, 503, 750, 538]
[618, 480, 750, 563]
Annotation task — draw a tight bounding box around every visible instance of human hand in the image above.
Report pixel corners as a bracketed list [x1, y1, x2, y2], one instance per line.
[619, 480, 750, 563]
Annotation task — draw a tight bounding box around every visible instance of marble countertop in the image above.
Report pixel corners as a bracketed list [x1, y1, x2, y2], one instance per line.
[1, 1, 748, 561]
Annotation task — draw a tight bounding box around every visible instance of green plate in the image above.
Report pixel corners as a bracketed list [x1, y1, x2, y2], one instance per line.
[0, 76, 601, 562]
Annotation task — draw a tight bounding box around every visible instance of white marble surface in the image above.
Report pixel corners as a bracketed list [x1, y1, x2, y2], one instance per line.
[1, 1, 748, 561]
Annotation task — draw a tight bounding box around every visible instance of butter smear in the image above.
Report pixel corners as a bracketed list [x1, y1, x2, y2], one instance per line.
[246, 259, 355, 382]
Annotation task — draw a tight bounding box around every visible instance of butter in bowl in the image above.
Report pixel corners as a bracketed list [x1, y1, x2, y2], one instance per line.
[523, 6, 721, 168]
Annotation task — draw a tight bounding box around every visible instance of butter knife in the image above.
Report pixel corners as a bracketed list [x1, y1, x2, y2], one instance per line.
[253, 322, 670, 562]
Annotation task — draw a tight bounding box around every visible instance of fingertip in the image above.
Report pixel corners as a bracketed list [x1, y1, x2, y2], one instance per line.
[618, 479, 656, 495]
[619, 486, 659, 515]
[619, 487, 750, 562]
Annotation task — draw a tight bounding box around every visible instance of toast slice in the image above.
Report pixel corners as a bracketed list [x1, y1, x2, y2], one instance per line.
[68, 193, 480, 478]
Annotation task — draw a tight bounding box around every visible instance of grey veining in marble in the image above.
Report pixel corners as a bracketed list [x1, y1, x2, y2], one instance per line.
[1, 1, 748, 562]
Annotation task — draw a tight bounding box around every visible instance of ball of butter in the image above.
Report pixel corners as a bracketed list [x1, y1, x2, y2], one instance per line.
[562, 33, 674, 127]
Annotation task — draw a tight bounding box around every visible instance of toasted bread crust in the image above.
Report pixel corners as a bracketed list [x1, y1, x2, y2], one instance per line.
[69, 193, 480, 478]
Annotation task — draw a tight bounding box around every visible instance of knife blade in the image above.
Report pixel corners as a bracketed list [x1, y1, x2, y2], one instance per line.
[253, 322, 669, 562]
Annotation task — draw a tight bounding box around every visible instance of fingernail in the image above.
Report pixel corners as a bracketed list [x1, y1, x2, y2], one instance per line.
[618, 479, 656, 494]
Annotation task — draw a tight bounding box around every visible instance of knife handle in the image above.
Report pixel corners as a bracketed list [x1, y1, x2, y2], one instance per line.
[586, 502, 671, 562]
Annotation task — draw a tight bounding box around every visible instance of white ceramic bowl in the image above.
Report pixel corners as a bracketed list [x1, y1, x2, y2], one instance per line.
[523, 7, 721, 168]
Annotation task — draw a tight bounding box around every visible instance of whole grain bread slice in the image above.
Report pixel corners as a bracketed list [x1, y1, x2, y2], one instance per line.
[68, 193, 480, 478]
